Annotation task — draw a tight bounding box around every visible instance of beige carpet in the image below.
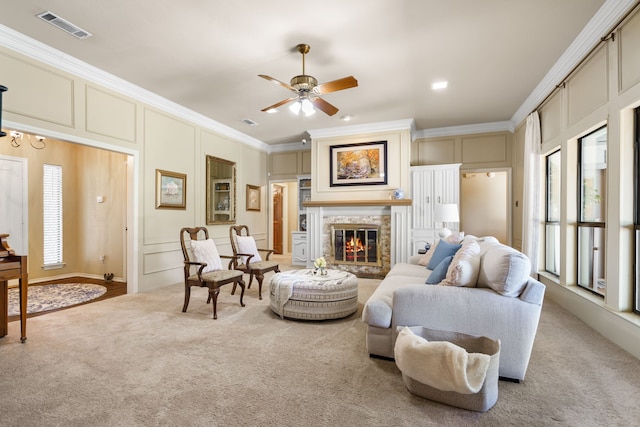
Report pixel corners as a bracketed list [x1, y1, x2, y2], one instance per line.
[2, 261, 640, 426]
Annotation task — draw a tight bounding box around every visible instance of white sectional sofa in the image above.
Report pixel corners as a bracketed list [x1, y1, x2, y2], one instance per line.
[362, 236, 545, 381]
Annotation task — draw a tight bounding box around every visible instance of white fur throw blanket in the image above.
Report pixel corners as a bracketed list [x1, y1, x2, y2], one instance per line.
[394, 327, 490, 394]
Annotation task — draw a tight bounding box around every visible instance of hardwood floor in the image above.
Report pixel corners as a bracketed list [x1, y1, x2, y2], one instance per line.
[7, 277, 127, 322]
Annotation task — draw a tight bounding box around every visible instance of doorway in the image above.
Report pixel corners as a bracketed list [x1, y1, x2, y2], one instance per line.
[273, 185, 283, 254]
[460, 169, 511, 244]
[269, 181, 297, 256]
[0, 155, 28, 256]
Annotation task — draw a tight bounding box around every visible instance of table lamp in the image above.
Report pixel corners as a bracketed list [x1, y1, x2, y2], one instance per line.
[434, 204, 459, 239]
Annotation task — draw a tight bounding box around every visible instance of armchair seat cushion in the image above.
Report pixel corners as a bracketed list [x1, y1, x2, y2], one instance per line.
[242, 260, 279, 271]
[189, 269, 243, 283]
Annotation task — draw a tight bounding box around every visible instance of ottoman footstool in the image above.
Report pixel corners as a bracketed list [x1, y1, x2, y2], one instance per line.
[269, 269, 358, 320]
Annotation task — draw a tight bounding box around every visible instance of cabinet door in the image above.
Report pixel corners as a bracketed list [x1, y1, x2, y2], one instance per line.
[434, 167, 460, 205]
[411, 169, 434, 229]
[292, 234, 307, 265]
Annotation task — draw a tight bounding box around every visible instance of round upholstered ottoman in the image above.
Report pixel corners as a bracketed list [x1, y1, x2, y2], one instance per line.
[269, 269, 358, 320]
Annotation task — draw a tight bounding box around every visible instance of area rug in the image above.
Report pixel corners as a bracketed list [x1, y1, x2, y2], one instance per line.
[7, 283, 107, 316]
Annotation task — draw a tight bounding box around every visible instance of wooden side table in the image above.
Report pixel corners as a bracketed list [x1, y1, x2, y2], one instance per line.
[0, 254, 28, 343]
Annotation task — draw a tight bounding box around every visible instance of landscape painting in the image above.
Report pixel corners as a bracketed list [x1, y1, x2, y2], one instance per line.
[330, 141, 387, 187]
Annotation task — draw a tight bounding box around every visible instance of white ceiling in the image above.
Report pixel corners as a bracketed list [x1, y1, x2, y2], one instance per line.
[0, 0, 620, 147]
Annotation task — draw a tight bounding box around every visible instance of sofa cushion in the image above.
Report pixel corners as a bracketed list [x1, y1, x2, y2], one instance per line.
[441, 239, 481, 287]
[362, 274, 432, 328]
[427, 240, 461, 270]
[477, 244, 531, 297]
[425, 255, 454, 284]
[388, 262, 433, 279]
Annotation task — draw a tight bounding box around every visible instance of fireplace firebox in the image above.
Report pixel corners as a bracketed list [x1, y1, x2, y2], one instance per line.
[331, 224, 382, 266]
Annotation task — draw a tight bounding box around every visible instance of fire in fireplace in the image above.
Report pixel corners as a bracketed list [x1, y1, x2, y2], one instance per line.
[331, 224, 382, 266]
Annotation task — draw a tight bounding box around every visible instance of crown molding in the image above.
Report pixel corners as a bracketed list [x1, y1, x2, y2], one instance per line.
[0, 25, 269, 152]
[307, 118, 415, 140]
[414, 121, 514, 139]
[510, 0, 638, 127]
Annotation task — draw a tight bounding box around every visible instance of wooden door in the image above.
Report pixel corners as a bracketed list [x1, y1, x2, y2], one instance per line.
[272, 185, 283, 254]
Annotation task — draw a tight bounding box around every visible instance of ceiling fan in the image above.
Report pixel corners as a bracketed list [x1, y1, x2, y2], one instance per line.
[259, 43, 358, 117]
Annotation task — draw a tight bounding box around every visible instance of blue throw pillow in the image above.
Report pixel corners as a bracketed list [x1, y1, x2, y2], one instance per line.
[426, 255, 454, 284]
[426, 240, 461, 270]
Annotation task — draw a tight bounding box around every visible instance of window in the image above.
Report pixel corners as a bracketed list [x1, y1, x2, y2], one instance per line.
[577, 126, 607, 296]
[545, 150, 561, 276]
[634, 107, 640, 313]
[43, 164, 63, 267]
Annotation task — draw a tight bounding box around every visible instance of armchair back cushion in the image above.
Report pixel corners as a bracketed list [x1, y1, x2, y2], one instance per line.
[190, 238, 223, 273]
[235, 235, 262, 264]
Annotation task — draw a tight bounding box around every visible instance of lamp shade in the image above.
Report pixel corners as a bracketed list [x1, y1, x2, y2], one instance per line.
[434, 203, 459, 223]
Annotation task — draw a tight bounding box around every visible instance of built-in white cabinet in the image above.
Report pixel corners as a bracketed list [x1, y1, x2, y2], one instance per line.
[298, 175, 311, 231]
[292, 231, 308, 266]
[292, 175, 311, 265]
[410, 164, 461, 253]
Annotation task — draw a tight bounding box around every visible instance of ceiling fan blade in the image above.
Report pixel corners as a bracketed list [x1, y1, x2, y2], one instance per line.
[311, 97, 339, 116]
[258, 74, 296, 92]
[314, 76, 358, 95]
[261, 97, 298, 112]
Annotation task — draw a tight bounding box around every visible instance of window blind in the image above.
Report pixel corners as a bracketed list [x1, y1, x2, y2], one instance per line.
[43, 164, 63, 265]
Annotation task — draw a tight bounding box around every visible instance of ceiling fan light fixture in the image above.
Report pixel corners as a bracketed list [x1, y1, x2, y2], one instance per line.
[301, 98, 315, 116]
[289, 100, 302, 115]
[289, 98, 315, 117]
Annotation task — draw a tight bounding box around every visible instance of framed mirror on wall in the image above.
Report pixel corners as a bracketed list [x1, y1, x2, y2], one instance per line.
[206, 155, 236, 224]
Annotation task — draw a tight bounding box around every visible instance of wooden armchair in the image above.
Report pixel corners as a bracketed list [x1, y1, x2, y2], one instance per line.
[180, 227, 245, 319]
[229, 225, 280, 300]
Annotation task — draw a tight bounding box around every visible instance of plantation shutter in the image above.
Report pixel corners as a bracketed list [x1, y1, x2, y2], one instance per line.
[43, 164, 63, 266]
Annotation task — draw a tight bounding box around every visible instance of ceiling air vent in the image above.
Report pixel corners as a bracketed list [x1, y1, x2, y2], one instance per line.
[36, 11, 92, 39]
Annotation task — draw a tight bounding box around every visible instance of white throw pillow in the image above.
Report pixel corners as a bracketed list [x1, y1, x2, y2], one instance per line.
[477, 244, 531, 297]
[441, 239, 481, 287]
[445, 231, 465, 244]
[190, 238, 223, 273]
[236, 235, 262, 264]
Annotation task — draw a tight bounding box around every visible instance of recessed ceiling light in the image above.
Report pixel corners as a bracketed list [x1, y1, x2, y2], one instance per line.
[432, 81, 448, 90]
[340, 114, 353, 121]
[265, 108, 278, 114]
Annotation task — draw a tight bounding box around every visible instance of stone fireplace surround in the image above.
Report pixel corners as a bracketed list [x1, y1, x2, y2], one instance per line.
[304, 200, 411, 277]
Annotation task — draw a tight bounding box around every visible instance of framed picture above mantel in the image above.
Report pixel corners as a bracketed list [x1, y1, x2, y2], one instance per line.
[329, 141, 388, 187]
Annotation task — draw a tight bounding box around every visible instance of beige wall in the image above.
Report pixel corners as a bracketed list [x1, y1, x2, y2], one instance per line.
[310, 128, 412, 202]
[412, 130, 517, 245]
[460, 171, 509, 243]
[514, 7, 640, 360]
[0, 45, 269, 292]
[0, 136, 126, 281]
